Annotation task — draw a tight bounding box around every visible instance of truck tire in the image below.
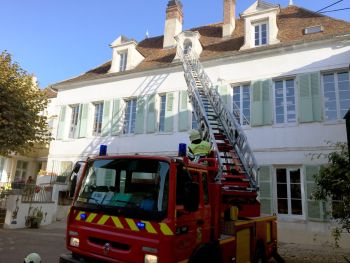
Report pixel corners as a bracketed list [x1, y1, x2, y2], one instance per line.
[253, 240, 266, 263]
[188, 241, 222, 263]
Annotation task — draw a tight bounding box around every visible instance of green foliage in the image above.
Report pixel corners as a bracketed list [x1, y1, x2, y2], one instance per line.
[313, 142, 350, 233]
[0, 51, 50, 156]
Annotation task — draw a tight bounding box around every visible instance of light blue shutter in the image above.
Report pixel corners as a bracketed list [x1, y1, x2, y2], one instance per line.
[146, 94, 157, 133]
[251, 81, 263, 126]
[111, 99, 122, 136]
[57, 106, 67, 140]
[178, 91, 190, 132]
[135, 96, 145, 134]
[102, 101, 111, 137]
[259, 166, 273, 215]
[218, 85, 230, 106]
[164, 92, 174, 132]
[305, 166, 327, 221]
[262, 79, 273, 125]
[78, 104, 89, 138]
[298, 72, 322, 123]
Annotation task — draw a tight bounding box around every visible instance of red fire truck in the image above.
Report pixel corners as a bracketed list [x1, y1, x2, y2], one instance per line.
[59, 154, 282, 263]
[60, 37, 284, 263]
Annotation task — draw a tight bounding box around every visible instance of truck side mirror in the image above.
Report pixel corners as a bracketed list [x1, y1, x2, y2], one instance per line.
[184, 182, 199, 212]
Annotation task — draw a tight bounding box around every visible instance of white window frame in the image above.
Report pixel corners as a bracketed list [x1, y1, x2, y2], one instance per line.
[93, 102, 104, 136]
[273, 78, 297, 125]
[158, 94, 166, 132]
[253, 21, 268, 47]
[69, 105, 80, 139]
[273, 167, 305, 220]
[15, 160, 28, 182]
[322, 70, 350, 122]
[123, 98, 137, 134]
[119, 51, 128, 72]
[232, 84, 251, 126]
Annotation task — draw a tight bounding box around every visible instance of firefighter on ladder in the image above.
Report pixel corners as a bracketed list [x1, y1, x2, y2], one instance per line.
[187, 130, 211, 162]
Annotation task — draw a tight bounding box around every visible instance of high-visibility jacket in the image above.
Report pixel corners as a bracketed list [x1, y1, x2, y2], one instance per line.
[188, 140, 211, 157]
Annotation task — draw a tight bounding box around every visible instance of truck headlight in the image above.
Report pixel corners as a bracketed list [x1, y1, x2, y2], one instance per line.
[144, 254, 158, 263]
[70, 237, 80, 247]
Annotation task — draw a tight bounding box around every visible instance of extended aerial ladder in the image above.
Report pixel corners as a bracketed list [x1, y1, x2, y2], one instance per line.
[178, 48, 260, 216]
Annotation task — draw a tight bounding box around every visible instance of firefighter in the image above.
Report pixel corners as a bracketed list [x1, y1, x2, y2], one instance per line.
[24, 252, 42, 263]
[188, 130, 211, 162]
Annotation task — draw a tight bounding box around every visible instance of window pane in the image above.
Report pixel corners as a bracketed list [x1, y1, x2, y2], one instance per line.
[278, 199, 288, 214]
[290, 169, 300, 183]
[277, 169, 287, 183]
[192, 112, 198, 129]
[291, 184, 301, 199]
[291, 199, 303, 215]
[277, 183, 287, 198]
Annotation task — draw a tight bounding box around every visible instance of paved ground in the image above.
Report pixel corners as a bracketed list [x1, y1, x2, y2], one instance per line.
[0, 220, 349, 263]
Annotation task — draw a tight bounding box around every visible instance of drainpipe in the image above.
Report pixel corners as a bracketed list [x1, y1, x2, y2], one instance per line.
[344, 109, 350, 163]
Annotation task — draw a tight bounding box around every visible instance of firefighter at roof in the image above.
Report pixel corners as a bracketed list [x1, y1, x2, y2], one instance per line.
[188, 130, 211, 162]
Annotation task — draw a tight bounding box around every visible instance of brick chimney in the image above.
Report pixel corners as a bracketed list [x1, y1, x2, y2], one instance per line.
[163, 0, 183, 48]
[223, 0, 236, 37]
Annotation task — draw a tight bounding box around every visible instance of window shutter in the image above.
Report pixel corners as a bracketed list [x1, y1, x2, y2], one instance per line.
[251, 81, 263, 126]
[111, 99, 123, 136]
[57, 106, 67, 140]
[178, 91, 190, 132]
[101, 101, 111, 137]
[262, 79, 273, 125]
[218, 85, 230, 106]
[0, 157, 4, 180]
[146, 94, 157, 133]
[298, 73, 322, 123]
[135, 96, 145, 134]
[78, 104, 89, 138]
[164, 92, 175, 132]
[259, 166, 273, 215]
[305, 165, 327, 221]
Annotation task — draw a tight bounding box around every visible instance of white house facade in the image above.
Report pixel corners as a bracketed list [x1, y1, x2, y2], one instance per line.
[49, 0, 350, 246]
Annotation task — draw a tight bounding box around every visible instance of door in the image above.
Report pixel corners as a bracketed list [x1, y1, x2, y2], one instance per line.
[276, 168, 304, 218]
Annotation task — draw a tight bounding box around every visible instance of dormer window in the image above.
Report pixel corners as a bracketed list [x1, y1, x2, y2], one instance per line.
[254, 22, 268, 46]
[119, 51, 128, 72]
[183, 39, 193, 55]
[304, 25, 324, 35]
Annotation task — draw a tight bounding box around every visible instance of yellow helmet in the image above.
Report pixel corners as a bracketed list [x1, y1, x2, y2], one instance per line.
[189, 130, 201, 142]
[24, 253, 41, 263]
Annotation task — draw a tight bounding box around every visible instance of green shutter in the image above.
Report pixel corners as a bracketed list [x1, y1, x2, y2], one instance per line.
[305, 165, 327, 221]
[135, 96, 145, 134]
[178, 91, 190, 132]
[218, 85, 230, 106]
[259, 166, 273, 215]
[146, 94, 157, 133]
[102, 101, 111, 137]
[78, 104, 89, 138]
[298, 72, 322, 123]
[111, 99, 122, 136]
[251, 81, 263, 126]
[57, 106, 67, 140]
[164, 92, 174, 132]
[262, 80, 273, 125]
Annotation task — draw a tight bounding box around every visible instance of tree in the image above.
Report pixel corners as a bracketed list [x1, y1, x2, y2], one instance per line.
[313, 142, 350, 236]
[0, 51, 50, 156]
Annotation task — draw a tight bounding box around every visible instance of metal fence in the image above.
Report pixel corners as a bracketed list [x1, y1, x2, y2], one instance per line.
[21, 183, 53, 203]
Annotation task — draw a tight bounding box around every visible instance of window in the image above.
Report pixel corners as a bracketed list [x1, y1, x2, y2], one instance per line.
[15, 161, 28, 181]
[69, 105, 80, 138]
[274, 79, 296, 124]
[323, 71, 350, 121]
[192, 111, 198, 129]
[254, 23, 268, 46]
[304, 25, 323, 35]
[119, 52, 128, 72]
[159, 95, 166, 132]
[276, 168, 303, 217]
[123, 99, 137, 134]
[232, 84, 250, 125]
[93, 102, 104, 136]
[183, 39, 192, 55]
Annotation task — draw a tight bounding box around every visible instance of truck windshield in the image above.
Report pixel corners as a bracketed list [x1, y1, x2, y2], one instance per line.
[75, 158, 170, 221]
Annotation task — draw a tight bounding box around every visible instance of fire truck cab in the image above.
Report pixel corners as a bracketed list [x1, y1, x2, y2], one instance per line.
[59, 155, 280, 263]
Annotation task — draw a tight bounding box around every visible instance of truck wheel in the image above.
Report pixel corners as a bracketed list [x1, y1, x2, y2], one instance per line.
[253, 240, 266, 263]
[188, 241, 222, 263]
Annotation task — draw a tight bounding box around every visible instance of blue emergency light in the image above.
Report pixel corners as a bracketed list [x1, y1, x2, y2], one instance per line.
[136, 222, 146, 230]
[99, 145, 107, 156]
[178, 143, 187, 157]
[80, 213, 87, 221]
